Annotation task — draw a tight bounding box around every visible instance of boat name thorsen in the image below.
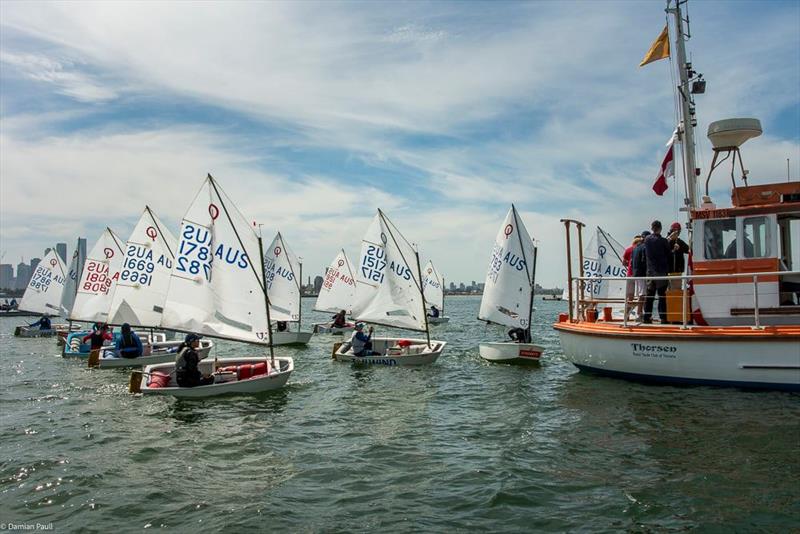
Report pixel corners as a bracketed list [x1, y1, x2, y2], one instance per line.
[630, 343, 678, 359]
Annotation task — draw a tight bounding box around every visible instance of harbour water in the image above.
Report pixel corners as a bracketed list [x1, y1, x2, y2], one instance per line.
[1, 296, 798, 532]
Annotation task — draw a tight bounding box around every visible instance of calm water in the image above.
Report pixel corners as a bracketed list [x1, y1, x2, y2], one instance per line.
[1, 296, 798, 532]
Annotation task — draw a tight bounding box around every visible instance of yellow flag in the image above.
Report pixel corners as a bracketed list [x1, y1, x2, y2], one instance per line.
[639, 25, 670, 67]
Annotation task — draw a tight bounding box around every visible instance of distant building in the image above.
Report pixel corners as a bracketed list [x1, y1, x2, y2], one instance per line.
[0, 264, 13, 289]
[30, 257, 41, 273]
[16, 262, 31, 290]
[459, 282, 465, 291]
[314, 275, 324, 293]
[449, 282, 456, 291]
[44, 247, 52, 257]
[56, 243, 67, 263]
[78, 238, 87, 265]
[477, 283, 485, 291]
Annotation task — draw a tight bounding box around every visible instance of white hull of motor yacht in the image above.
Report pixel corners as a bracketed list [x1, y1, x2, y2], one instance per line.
[478, 342, 544, 364]
[96, 340, 214, 369]
[139, 356, 294, 397]
[555, 324, 800, 391]
[333, 337, 446, 366]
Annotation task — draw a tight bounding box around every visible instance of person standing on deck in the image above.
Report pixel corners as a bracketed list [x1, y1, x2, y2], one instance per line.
[667, 222, 690, 284]
[623, 235, 643, 320]
[643, 221, 671, 324]
[630, 231, 650, 321]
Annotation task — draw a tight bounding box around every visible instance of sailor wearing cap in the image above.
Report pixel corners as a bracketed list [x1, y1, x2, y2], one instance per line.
[350, 322, 375, 357]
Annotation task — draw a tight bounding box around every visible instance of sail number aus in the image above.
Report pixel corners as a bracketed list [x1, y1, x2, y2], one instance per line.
[361, 245, 385, 283]
[82, 260, 115, 294]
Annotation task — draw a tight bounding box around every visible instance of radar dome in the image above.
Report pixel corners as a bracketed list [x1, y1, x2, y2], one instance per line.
[707, 118, 762, 149]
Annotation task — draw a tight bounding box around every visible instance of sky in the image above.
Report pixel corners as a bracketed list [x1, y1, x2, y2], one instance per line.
[1, 0, 798, 288]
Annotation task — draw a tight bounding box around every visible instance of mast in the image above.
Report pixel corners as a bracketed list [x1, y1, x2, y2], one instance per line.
[415, 249, 431, 348]
[442, 275, 445, 316]
[298, 259, 303, 332]
[258, 236, 276, 364]
[527, 245, 538, 340]
[511, 205, 534, 339]
[668, 0, 699, 210]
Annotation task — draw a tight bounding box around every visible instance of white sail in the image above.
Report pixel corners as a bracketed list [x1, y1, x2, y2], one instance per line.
[314, 249, 356, 314]
[19, 249, 67, 316]
[350, 214, 384, 318]
[59, 242, 85, 317]
[352, 210, 427, 331]
[108, 207, 177, 327]
[478, 205, 536, 330]
[69, 228, 125, 323]
[160, 174, 269, 344]
[422, 260, 444, 310]
[583, 226, 627, 307]
[263, 232, 301, 322]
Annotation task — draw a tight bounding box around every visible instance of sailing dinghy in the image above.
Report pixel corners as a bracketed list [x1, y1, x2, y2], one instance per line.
[55, 241, 87, 344]
[14, 249, 67, 337]
[313, 249, 357, 334]
[263, 232, 313, 345]
[132, 174, 293, 397]
[333, 210, 446, 365]
[422, 260, 449, 324]
[478, 205, 545, 364]
[93, 206, 214, 369]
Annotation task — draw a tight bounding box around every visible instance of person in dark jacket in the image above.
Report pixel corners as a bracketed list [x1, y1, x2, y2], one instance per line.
[114, 323, 143, 358]
[175, 334, 213, 387]
[29, 316, 52, 330]
[350, 323, 375, 356]
[331, 310, 347, 328]
[667, 222, 690, 276]
[643, 220, 671, 323]
[428, 305, 440, 318]
[508, 327, 531, 343]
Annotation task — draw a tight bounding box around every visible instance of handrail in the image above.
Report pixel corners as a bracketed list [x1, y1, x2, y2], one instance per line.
[566, 270, 799, 330]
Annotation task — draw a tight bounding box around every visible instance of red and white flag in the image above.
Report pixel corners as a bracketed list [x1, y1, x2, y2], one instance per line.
[652, 133, 676, 196]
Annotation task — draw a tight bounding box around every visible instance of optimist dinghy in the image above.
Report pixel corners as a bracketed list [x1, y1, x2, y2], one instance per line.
[478, 205, 545, 365]
[263, 232, 313, 345]
[333, 210, 447, 365]
[130, 173, 293, 397]
[312, 249, 357, 334]
[422, 260, 450, 324]
[14, 249, 68, 337]
[95, 339, 214, 369]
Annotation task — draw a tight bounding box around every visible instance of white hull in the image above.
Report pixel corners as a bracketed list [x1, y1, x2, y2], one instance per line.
[271, 330, 313, 346]
[312, 322, 354, 335]
[334, 337, 446, 366]
[427, 316, 450, 324]
[14, 326, 57, 338]
[97, 340, 214, 369]
[479, 342, 544, 364]
[64, 331, 168, 358]
[140, 356, 293, 397]
[557, 327, 800, 391]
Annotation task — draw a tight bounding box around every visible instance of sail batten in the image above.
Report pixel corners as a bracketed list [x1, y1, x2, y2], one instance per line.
[478, 206, 536, 330]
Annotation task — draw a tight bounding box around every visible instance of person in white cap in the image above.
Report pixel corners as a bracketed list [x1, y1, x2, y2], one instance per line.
[350, 322, 375, 357]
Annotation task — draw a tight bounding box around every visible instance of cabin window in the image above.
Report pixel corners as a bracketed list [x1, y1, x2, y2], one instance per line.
[742, 216, 769, 258]
[703, 218, 737, 260]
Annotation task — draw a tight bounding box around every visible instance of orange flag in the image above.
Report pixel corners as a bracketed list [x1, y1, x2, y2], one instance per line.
[639, 25, 670, 67]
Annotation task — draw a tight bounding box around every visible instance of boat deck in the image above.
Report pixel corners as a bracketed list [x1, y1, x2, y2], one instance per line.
[553, 320, 800, 340]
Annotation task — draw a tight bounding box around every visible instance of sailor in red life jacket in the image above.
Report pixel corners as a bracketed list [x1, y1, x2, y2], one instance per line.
[83, 323, 113, 350]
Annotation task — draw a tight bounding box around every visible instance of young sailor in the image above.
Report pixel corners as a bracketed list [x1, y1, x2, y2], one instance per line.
[428, 305, 440, 318]
[114, 323, 143, 358]
[175, 334, 213, 387]
[28, 316, 52, 330]
[331, 310, 347, 328]
[350, 322, 375, 357]
[82, 323, 113, 350]
[508, 327, 531, 343]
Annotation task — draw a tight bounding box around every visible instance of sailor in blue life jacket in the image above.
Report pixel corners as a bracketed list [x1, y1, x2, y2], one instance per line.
[350, 322, 375, 357]
[428, 305, 440, 318]
[114, 323, 143, 358]
[29, 316, 52, 330]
